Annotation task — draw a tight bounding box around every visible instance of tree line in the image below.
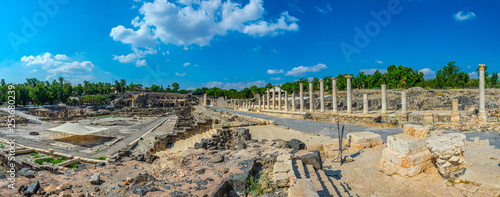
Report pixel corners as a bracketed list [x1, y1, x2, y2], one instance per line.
[1, 62, 498, 105]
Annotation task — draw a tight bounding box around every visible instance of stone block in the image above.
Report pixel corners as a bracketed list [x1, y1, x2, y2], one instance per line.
[347, 131, 382, 144]
[273, 162, 293, 174]
[379, 158, 433, 177]
[288, 179, 320, 197]
[89, 173, 101, 185]
[300, 151, 322, 170]
[427, 133, 467, 175]
[322, 144, 339, 159]
[403, 124, 430, 138]
[382, 148, 432, 168]
[387, 133, 428, 155]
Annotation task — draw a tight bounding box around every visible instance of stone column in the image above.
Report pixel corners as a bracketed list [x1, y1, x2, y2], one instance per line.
[346, 75, 353, 114]
[320, 79, 325, 112]
[381, 84, 387, 114]
[363, 94, 368, 114]
[299, 83, 304, 112]
[309, 81, 314, 112]
[266, 89, 270, 110]
[203, 93, 207, 106]
[257, 94, 261, 109]
[451, 99, 460, 122]
[272, 87, 276, 110]
[278, 86, 282, 111]
[284, 91, 288, 112]
[401, 90, 407, 114]
[291, 92, 296, 112]
[332, 77, 338, 114]
[479, 64, 486, 122]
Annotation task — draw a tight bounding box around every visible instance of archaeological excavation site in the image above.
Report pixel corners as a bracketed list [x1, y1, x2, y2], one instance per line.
[0, 64, 499, 197]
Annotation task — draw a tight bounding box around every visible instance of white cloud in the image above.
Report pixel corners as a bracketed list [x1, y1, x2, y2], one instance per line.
[111, 0, 299, 47]
[453, 11, 476, 21]
[203, 80, 266, 90]
[360, 68, 387, 75]
[21, 52, 96, 81]
[468, 71, 478, 79]
[271, 77, 282, 80]
[175, 72, 186, 76]
[267, 69, 284, 75]
[375, 60, 383, 64]
[316, 7, 326, 14]
[135, 59, 147, 67]
[419, 68, 436, 79]
[467, 65, 472, 69]
[183, 62, 191, 67]
[113, 48, 157, 66]
[285, 63, 327, 77]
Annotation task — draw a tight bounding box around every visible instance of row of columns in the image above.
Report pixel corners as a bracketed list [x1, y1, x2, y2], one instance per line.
[226, 64, 486, 120]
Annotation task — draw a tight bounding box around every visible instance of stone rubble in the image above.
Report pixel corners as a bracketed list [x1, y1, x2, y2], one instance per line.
[427, 133, 467, 176]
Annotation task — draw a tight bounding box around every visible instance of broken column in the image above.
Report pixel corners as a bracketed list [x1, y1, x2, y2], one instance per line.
[332, 77, 338, 114]
[379, 124, 433, 177]
[401, 90, 407, 114]
[320, 79, 325, 112]
[478, 64, 487, 122]
[203, 93, 207, 106]
[363, 94, 368, 114]
[381, 84, 387, 114]
[272, 87, 276, 110]
[299, 83, 304, 112]
[284, 91, 288, 112]
[427, 133, 467, 176]
[291, 92, 296, 112]
[278, 86, 282, 111]
[309, 81, 314, 113]
[257, 93, 261, 109]
[451, 99, 460, 122]
[346, 75, 353, 114]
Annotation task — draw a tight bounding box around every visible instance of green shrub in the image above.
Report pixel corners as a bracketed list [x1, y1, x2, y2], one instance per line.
[246, 172, 273, 195]
[97, 157, 107, 160]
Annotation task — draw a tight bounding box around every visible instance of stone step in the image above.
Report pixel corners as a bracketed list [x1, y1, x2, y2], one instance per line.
[294, 160, 307, 179]
[305, 164, 326, 197]
[317, 170, 337, 197]
[327, 176, 351, 197]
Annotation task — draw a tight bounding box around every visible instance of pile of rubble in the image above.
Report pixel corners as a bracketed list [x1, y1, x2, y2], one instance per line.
[196, 128, 251, 150]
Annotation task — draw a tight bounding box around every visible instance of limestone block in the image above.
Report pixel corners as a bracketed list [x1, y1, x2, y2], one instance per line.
[379, 158, 433, 177]
[288, 179, 320, 197]
[387, 134, 428, 155]
[382, 148, 432, 168]
[403, 124, 430, 138]
[427, 133, 467, 175]
[347, 131, 381, 145]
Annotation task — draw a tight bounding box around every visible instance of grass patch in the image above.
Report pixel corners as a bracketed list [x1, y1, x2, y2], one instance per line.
[0, 143, 5, 149]
[67, 163, 79, 169]
[97, 157, 107, 160]
[34, 156, 67, 165]
[246, 172, 273, 195]
[447, 179, 455, 185]
[30, 151, 40, 157]
[459, 180, 470, 184]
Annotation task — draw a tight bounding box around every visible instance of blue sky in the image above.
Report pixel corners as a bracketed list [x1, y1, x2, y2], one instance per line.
[1, 0, 499, 90]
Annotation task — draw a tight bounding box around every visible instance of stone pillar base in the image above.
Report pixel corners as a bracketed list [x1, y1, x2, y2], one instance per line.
[478, 110, 487, 122]
[451, 114, 460, 122]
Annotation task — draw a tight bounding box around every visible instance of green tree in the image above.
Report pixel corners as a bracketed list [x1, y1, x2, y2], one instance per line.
[171, 82, 180, 91]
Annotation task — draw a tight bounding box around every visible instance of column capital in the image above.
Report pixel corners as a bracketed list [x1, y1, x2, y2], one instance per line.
[299, 82, 303, 85]
[319, 79, 324, 82]
[345, 75, 353, 79]
[332, 77, 337, 80]
[479, 64, 486, 71]
[308, 81, 313, 84]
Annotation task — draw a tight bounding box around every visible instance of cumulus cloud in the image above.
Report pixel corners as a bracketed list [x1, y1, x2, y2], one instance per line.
[113, 48, 157, 66]
[419, 68, 436, 79]
[183, 62, 191, 67]
[453, 11, 476, 21]
[267, 69, 284, 75]
[203, 80, 266, 90]
[21, 52, 95, 80]
[468, 71, 478, 79]
[360, 68, 387, 75]
[285, 63, 327, 77]
[175, 72, 186, 76]
[110, 0, 299, 47]
[375, 60, 383, 64]
[271, 77, 282, 80]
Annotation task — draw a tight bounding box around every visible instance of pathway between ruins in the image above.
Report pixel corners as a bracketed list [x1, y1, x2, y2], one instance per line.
[209, 106, 403, 142]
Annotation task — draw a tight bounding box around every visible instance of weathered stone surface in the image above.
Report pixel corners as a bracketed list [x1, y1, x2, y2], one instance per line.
[379, 157, 433, 177]
[427, 133, 467, 175]
[382, 148, 432, 168]
[89, 173, 101, 185]
[300, 151, 322, 170]
[387, 133, 428, 155]
[24, 181, 40, 196]
[286, 139, 305, 150]
[347, 131, 382, 144]
[403, 124, 430, 138]
[289, 179, 320, 197]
